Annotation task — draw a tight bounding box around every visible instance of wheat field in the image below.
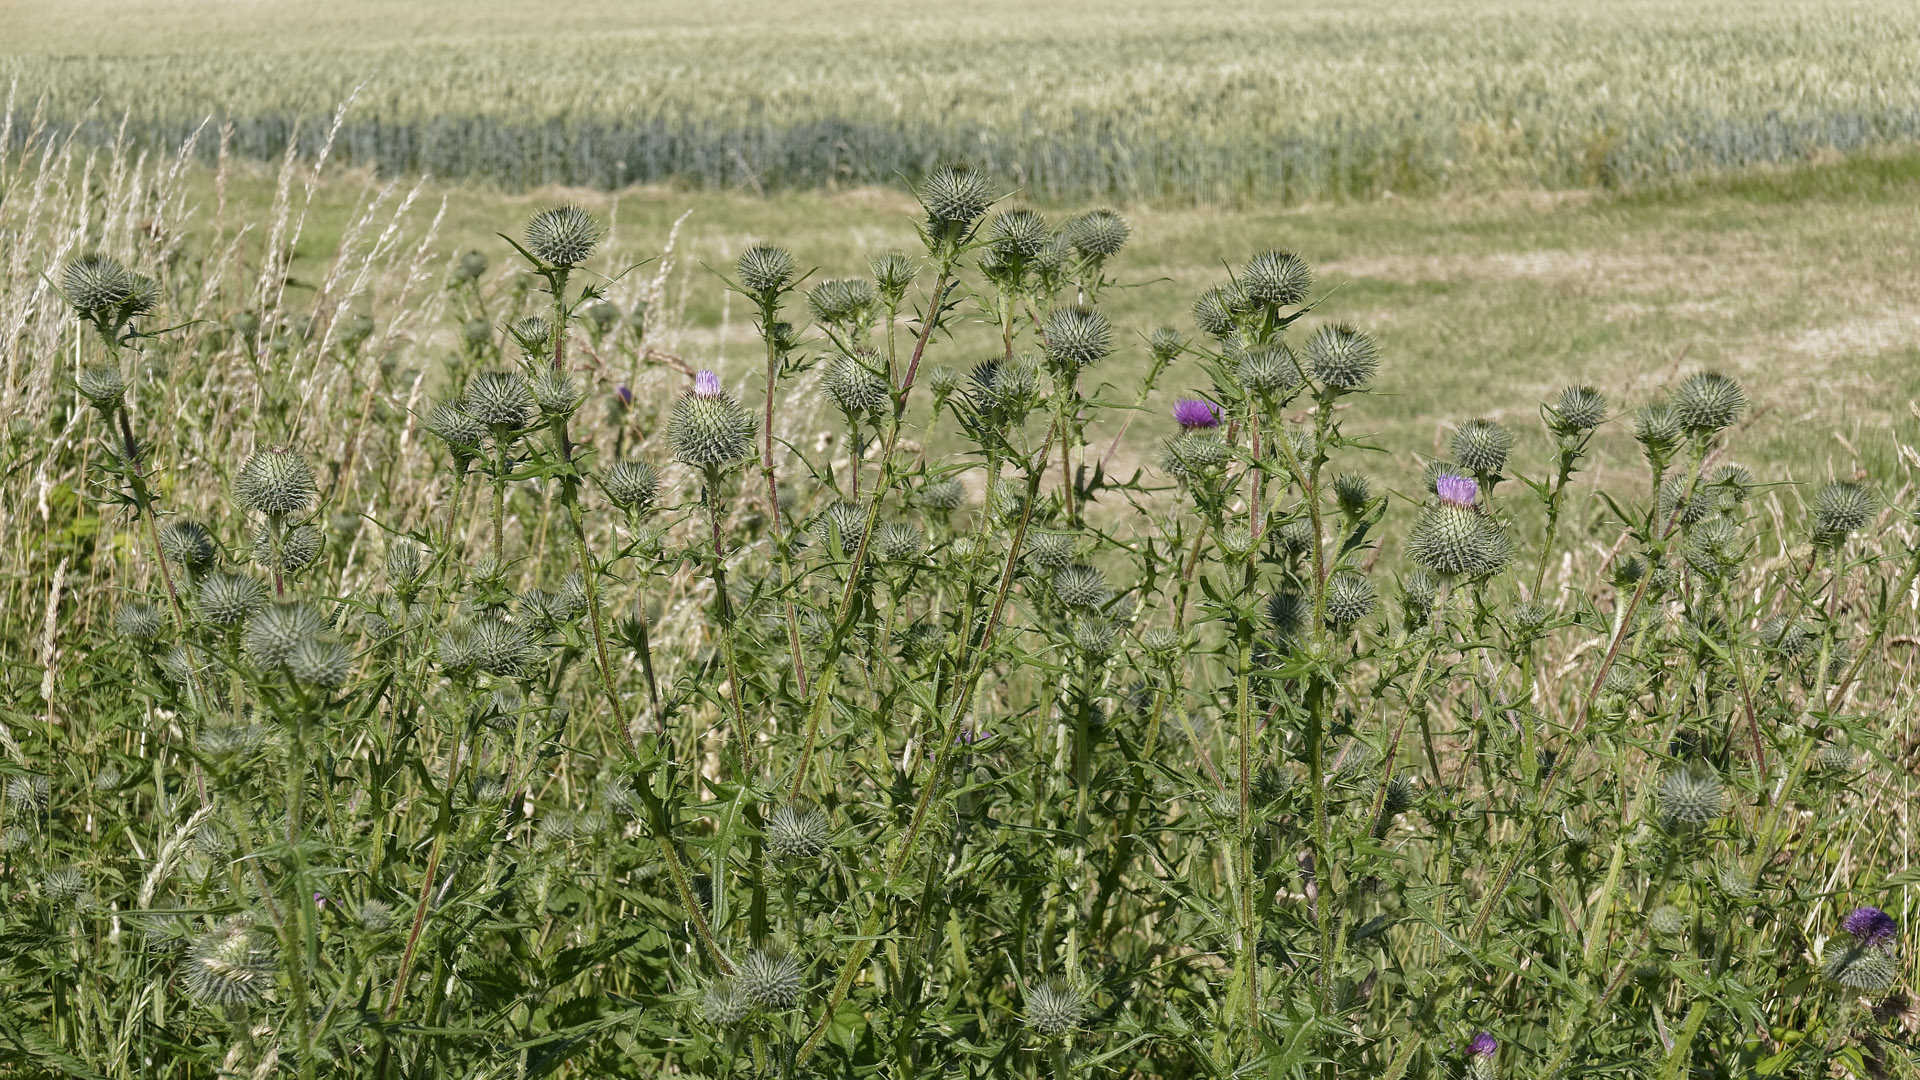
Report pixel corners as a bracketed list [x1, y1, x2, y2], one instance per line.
[5, 0, 1920, 202]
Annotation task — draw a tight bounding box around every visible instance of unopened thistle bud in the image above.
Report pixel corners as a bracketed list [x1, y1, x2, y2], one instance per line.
[1817, 743, 1857, 772]
[1241, 249, 1313, 307]
[1215, 524, 1255, 561]
[523, 206, 603, 268]
[1325, 572, 1378, 625]
[1024, 980, 1089, 1037]
[509, 316, 552, 358]
[1053, 565, 1111, 609]
[1812, 481, 1874, 547]
[1303, 323, 1378, 391]
[288, 636, 353, 688]
[918, 164, 994, 228]
[427, 402, 488, 461]
[253, 522, 322, 575]
[236, 448, 317, 517]
[765, 802, 831, 859]
[77, 363, 126, 411]
[1067, 208, 1129, 259]
[807, 278, 877, 327]
[1671, 371, 1747, 434]
[468, 616, 543, 678]
[1399, 570, 1439, 624]
[1333, 473, 1371, 516]
[158, 520, 218, 571]
[917, 476, 965, 511]
[1649, 905, 1687, 937]
[1235, 344, 1302, 397]
[462, 318, 491, 346]
[869, 251, 918, 304]
[1453, 419, 1514, 476]
[701, 980, 753, 1026]
[114, 601, 164, 641]
[244, 602, 326, 670]
[1547, 384, 1608, 435]
[584, 300, 620, 335]
[452, 249, 489, 282]
[342, 313, 375, 348]
[737, 244, 797, 297]
[62, 254, 134, 314]
[1159, 431, 1230, 481]
[463, 371, 532, 430]
[1191, 286, 1237, 339]
[530, 369, 583, 418]
[184, 918, 276, 1008]
[1632, 403, 1684, 457]
[824, 353, 891, 415]
[987, 208, 1050, 261]
[1043, 306, 1114, 373]
[876, 521, 925, 562]
[1656, 765, 1725, 827]
[198, 573, 266, 626]
[603, 460, 661, 511]
[1148, 326, 1184, 364]
[735, 949, 804, 1010]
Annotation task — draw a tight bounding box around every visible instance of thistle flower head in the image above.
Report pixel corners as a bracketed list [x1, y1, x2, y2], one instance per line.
[1333, 473, 1372, 515]
[1408, 502, 1509, 579]
[765, 802, 830, 859]
[1173, 398, 1221, 430]
[736, 949, 804, 1009]
[876, 521, 925, 562]
[288, 636, 353, 689]
[63, 254, 134, 313]
[918, 164, 994, 227]
[509, 315, 553, 357]
[701, 980, 754, 1027]
[1466, 1032, 1498, 1058]
[236, 448, 317, 517]
[1303, 323, 1379, 391]
[1435, 472, 1478, 507]
[1843, 906, 1899, 947]
[1633, 403, 1684, 455]
[468, 616, 543, 678]
[603, 460, 661, 511]
[737, 244, 797, 296]
[1453, 419, 1514, 476]
[1063, 208, 1127, 259]
[1241, 249, 1313, 307]
[523, 205, 602, 268]
[530, 369, 583, 418]
[463, 371, 532, 430]
[1043, 306, 1114, 372]
[1672, 371, 1747, 434]
[669, 376, 755, 467]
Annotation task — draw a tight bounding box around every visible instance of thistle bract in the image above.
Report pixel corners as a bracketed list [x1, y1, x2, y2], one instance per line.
[735, 949, 803, 1010]
[918, 164, 993, 226]
[1043, 306, 1113, 372]
[236, 449, 317, 517]
[668, 375, 755, 468]
[737, 244, 797, 296]
[1303, 323, 1379, 390]
[1453, 419, 1514, 475]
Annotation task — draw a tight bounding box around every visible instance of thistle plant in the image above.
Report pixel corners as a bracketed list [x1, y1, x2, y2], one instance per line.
[11, 163, 1920, 1080]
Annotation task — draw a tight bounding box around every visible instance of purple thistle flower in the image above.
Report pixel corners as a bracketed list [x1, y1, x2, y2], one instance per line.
[1173, 398, 1222, 430]
[1842, 906, 1898, 947]
[615, 384, 633, 407]
[1465, 1032, 1497, 1058]
[313, 892, 327, 909]
[693, 370, 723, 398]
[1436, 472, 1478, 507]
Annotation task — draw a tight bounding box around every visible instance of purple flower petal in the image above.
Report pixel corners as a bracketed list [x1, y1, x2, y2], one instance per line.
[1173, 398, 1221, 430]
[1436, 472, 1478, 507]
[1466, 1032, 1497, 1057]
[693, 370, 723, 398]
[1842, 906, 1898, 946]
[615, 384, 633, 406]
